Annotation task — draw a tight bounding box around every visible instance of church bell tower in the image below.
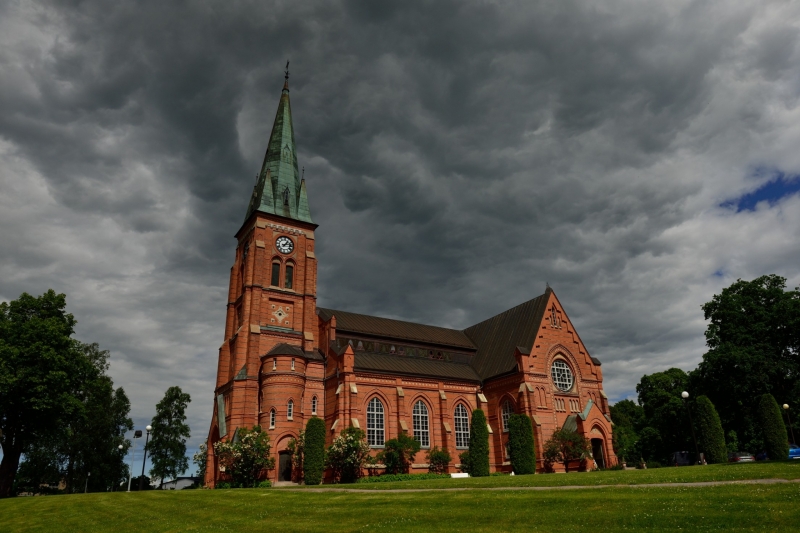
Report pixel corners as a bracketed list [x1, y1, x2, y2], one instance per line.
[208, 67, 319, 484]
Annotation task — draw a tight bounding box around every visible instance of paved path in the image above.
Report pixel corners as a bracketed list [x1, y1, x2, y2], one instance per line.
[274, 478, 800, 493]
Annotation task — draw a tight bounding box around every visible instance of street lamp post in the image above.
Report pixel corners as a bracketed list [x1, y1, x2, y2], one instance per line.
[784, 404, 796, 444]
[681, 391, 702, 465]
[139, 425, 153, 491]
[118, 445, 124, 492]
[127, 429, 142, 492]
[84, 472, 90, 494]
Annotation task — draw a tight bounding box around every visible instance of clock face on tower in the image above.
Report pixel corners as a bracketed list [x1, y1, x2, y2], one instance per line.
[275, 236, 294, 254]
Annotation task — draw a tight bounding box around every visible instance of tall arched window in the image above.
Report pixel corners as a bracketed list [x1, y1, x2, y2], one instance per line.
[412, 401, 430, 448]
[502, 400, 514, 432]
[311, 396, 318, 415]
[367, 397, 385, 447]
[269, 408, 276, 429]
[287, 399, 294, 420]
[454, 404, 470, 449]
[271, 261, 281, 286]
[285, 263, 294, 290]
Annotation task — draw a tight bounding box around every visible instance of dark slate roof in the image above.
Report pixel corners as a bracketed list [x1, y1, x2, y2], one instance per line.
[354, 352, 481, 382]
[463, 290, 551, 379]
[317, 308, 475, 350]
[265, 343, 323, 361]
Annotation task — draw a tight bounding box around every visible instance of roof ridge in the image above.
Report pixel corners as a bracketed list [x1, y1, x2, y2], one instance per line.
[317, 307, 466, 334]
[463, 289, 550, 332]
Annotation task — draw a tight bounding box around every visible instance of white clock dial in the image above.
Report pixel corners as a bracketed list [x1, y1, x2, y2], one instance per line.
[275, 236, 294, 254]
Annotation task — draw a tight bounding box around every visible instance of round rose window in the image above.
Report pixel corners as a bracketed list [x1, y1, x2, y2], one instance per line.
[551, 360, 574, 391]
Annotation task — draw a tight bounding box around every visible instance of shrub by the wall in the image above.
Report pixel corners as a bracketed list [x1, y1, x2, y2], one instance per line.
[694, 395, 728, 464]
[426, 446, 451, 474]
[757, 393, 789, 460]
[508, 414, 536, 475]
[356, 473, 449, 484]
[468, 409, 490, 477]
[303, 417, 326, 485]
[377, 433, 420, 474]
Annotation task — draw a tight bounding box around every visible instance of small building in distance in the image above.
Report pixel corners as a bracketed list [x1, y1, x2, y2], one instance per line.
[205, 72, 616, 486]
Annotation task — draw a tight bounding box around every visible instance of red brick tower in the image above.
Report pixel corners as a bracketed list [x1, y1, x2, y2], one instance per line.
[206, 68, 320, 485]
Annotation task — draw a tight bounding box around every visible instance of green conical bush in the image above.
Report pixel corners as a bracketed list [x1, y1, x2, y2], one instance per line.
[694, 395, 727, 464]
[508, 414, 536, 474]
[757, 394, 789, 460]
[468, 409, 490, 477]
[303, 417, 326, 485]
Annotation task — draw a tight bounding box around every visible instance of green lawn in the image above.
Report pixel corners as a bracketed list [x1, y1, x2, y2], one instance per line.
[1, 482, 799, 532]
[306, 461, 800, 490]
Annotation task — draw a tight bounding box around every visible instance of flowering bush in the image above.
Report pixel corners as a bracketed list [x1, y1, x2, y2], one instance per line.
[193, 443, 208, 484]
[325, 427, 371, 483]
[287, 431, 305, 482]
[213, 425, 275, 488]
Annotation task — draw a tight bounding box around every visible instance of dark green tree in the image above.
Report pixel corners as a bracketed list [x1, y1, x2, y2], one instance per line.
[148, 386, 192, 483]
[695, 275, 800, 452]
[378, 433, 420, 475]
[543, 428, 590, 472]
[468, 409, 490, 477]
[610, 399, 645, 465]
[0, 290, 97, 498]
[303, 417, 326, 485]
[694, 395, 727, 464]
[635, 368, 693, 463]
[757, 394, 789, 460]
[507, 414, 536, 475]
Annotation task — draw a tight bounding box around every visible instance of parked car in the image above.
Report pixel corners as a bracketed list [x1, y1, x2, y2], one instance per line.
[728, 452, 755, 463]
[789, 444, 800, 460]
[755, 450, 768, 461]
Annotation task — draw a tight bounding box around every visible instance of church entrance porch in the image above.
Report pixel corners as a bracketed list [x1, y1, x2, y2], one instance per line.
[278, 451, 293, 482]
[591, 438, 606, 469]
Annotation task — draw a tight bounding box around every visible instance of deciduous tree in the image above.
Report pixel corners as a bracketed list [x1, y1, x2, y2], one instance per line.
[757, 393, 789, 460]
[148, 386, 191, 483]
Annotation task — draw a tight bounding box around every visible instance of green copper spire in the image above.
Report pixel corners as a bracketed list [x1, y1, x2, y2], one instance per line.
[245, 65, 313, 223]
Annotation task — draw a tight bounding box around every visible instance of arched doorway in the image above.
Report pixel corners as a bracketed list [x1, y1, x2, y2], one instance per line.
[591, 438, 605, 469]
[278, 451, 293, 482]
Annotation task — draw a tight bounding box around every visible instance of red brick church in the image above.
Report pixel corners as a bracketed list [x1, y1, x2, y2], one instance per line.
[205, 74, 616, 486]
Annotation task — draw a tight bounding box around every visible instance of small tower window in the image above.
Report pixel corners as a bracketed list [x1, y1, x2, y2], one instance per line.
[287, 399, 294, 420]
[269, 408, 276, 429]
[285, 264, 294, 290]
[291, 358, 295, 370]
[311, 396, 318, 415]
[283, 187, 290, 206]
[271, 261, 281, 286]
[272, 358, 277, 371]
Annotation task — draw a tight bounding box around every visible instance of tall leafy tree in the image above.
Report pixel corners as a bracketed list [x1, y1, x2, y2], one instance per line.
[635, 368, 693, 463]
[695, 275, 800, 452]
[0, 290, 91, 498]
[610, 399, 645, 464]
[148, 386, 192, 483]
[467, 409, 490, 477]
[694, 395, 727, 464]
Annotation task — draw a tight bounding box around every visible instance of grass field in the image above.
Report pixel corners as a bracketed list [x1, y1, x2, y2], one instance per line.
[2, 463, 799, 532]
[316, 460, 800, 490]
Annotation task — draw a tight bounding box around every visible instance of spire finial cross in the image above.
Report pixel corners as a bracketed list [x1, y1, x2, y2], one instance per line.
[285, 60, 290, 81]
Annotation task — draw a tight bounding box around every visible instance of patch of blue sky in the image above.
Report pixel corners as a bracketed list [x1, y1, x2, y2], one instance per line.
[721, 170, 800, 212]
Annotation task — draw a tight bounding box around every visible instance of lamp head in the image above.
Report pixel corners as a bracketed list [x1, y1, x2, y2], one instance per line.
[681, 391, 689, 399]
[118, 444, 123, 450]
[784, 404, 790, 410]
[146, 425, 153, 432]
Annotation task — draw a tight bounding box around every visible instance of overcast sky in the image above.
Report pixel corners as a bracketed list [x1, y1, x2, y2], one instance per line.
[2, 0, 800, 475]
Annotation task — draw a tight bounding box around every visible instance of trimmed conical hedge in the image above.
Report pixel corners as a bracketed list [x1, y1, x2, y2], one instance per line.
[694, 395, 727, 464]
[757, 393, 789, 461]
[303, 417, 326, 485]
[468, 409, 490, 477]
[508, 414, 536, 474]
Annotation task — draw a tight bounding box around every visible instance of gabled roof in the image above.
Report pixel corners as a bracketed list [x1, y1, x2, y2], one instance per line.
[318, 308, 476, 350]
[462, 290, 552, 379]
[320, 290, 555, 381]
[354, 352, 481, 382]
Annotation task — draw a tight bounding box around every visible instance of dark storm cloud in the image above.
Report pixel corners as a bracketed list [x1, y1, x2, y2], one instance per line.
[2, 0, 800, 465]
